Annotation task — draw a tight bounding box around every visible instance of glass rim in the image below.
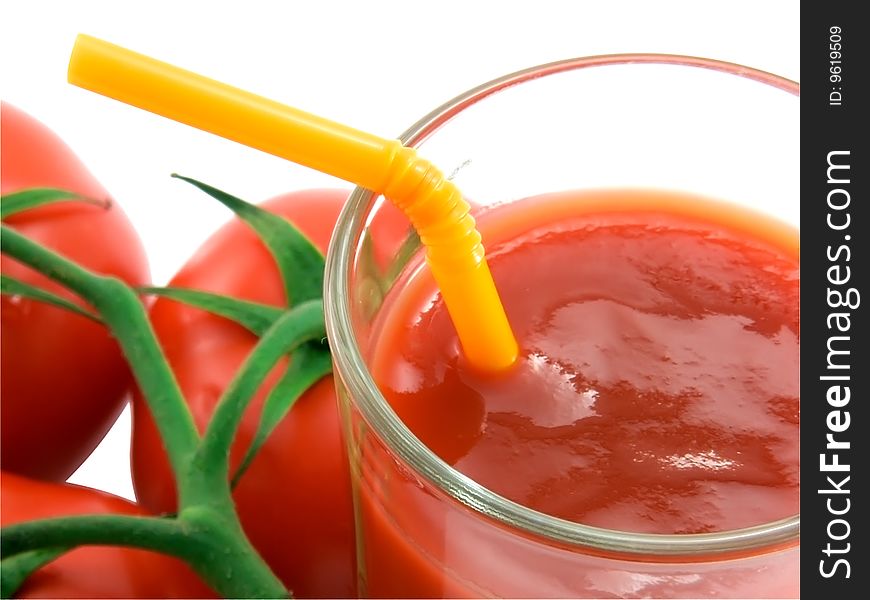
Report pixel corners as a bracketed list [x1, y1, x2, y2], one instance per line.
[323, 54, 800, 558]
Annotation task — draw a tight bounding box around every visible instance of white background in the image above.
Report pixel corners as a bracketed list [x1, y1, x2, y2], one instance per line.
[1, 0, 799, 500]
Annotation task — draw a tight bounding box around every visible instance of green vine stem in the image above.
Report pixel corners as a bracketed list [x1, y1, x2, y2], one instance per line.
[138, 286, 332, 486]
[1, 512, 285, 599]
[0, 548, 67, 599]
[1, 515, 185, 557]
[1, 226, 200, 495]
[188, 300, 326, 503]
[232, 343, 332, 486]
[0, 224, 293, 598]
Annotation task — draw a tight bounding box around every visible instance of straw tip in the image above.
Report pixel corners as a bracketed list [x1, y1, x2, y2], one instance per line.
[68, 33, 94, 85]
[462, 335, 519, 374]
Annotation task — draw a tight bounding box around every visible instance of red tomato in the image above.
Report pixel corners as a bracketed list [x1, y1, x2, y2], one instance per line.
[1, 102, 150, 480]
[0, 472, 213, 599]
[131, 189, 359, 598]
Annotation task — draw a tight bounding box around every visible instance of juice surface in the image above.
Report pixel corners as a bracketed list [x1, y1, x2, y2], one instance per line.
[371, 189, 800, 535]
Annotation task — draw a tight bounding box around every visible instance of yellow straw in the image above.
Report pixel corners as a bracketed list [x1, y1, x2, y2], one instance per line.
[68, 34, 518, 372]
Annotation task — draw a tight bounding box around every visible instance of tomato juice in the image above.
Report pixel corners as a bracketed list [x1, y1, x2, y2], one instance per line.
[354, 189, 799, 598]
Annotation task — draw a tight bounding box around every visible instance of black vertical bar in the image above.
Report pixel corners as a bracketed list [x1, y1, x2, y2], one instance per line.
[802, 1, 867, 597]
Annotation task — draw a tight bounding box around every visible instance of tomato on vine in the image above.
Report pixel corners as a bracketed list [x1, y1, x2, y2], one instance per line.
[1, 102, 149, 481]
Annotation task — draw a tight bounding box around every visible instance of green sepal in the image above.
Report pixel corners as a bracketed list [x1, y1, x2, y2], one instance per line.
[139, 286, 283, 336]
[171, 175, 325, 306]
[1, 188, 107, 220]
[232, 342, 332, 486]
[1, 274, 101, 322]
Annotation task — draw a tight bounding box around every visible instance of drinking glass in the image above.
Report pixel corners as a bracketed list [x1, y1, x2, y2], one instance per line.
[324, 55, 799, 598]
